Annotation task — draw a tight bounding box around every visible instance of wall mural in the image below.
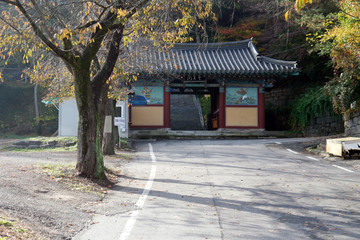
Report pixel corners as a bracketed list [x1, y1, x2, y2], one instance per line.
[226, 87, 258, 105]
[133, 86, 164, 105]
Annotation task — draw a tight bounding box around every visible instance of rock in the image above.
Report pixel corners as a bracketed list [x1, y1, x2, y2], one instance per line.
[35, 189, 50, 194]
[10, 145, 26, 149]
[28, 145, 41, 149]
[13, 140, 42, 147]
[40, 144, 52, 149]
[47, 140, 58, 146]
[13, 141, 30, 146]
[27, 141, 42, 146]
[64, 141, 77, 147]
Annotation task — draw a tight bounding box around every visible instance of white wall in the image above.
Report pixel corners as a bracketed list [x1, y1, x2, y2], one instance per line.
[58, 98, 78, 136]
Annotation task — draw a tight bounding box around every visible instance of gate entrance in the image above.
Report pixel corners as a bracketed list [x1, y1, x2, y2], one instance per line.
[170, 94, 203, 130]
[170, 87, 220, 130]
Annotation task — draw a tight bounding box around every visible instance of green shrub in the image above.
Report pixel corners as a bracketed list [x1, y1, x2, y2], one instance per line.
[290, 87, 337, 128]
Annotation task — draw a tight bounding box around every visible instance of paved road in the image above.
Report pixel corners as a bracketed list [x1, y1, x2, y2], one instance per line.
[75, 139, 360, 240]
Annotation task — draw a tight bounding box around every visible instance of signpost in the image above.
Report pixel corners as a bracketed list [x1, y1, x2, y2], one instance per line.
[115, 101, 129, 146]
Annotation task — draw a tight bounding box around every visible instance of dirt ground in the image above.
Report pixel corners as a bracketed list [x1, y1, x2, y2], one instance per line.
[0, 139, 132, 239]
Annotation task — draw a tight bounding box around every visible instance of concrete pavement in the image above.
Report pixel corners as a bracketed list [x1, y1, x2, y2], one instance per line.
[75, 139, 360, 240]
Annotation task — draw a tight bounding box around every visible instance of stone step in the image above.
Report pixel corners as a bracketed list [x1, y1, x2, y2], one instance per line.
[170, 94, 203, 130]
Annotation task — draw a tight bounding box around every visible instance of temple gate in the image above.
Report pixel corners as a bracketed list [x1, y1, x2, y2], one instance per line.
[128, 39, 298, 131]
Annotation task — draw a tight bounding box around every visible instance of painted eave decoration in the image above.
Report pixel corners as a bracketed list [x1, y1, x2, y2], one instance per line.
[129, 39, 299, 76]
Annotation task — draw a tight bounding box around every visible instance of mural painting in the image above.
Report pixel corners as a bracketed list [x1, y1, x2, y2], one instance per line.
[133, 86, 164, 105]
[226, 87, 258, 106]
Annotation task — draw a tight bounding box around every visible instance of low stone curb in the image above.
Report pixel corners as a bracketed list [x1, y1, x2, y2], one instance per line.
[10, 140, 77, 149]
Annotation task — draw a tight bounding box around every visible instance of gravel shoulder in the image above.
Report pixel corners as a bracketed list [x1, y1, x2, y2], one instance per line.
[0, 139, 133, 239]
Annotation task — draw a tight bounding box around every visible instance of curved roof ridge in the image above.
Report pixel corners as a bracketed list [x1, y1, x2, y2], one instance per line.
[173, 39, 297, 66]
[247, 39, 260, 60]
[173, 39, 252, 49]
[260, 56, 297, 68]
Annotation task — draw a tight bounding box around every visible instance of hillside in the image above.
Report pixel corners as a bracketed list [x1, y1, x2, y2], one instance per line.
[0, 63, 57, 136]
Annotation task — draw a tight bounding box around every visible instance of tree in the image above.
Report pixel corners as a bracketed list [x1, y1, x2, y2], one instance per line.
[285, 0, 313, 20]
[0, 0, 213, 179]
[321, 0, 360, 112]
[288, 0, 360, 112]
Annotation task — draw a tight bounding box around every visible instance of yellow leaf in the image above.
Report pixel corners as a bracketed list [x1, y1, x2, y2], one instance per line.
[285, 10, 291, 21]
[117, 9, 128, 18]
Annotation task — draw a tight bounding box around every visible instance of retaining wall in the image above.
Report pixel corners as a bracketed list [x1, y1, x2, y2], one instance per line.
[344, 111, 360, 136]
[305, 114, 344, 136]
[265, 87, 344, 136]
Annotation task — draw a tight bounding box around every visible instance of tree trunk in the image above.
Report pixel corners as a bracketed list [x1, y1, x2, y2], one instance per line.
[34, 83, 43, 135]
[103, 99, 116, 155]
[34, 83, 39, 119]
[74, 68, 105, 179]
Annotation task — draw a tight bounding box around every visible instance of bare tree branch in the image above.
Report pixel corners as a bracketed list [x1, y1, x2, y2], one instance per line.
[82, 10, 117, 67]
[91, 0, 151, 88]
[0, 14, 23, 35]
[76, 4, 109, 30]
[0, 0, 16, 5]
[76, 20, 100, 30]
[92, 25, 124, 91]
[12, 0, 74, 64]
[29, 0, 54, 40]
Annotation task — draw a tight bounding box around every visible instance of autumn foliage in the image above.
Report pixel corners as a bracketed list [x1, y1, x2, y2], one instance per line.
[216, 17, 266, 42]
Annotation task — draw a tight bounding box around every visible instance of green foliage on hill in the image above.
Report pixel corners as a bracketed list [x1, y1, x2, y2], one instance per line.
[289, 87, 338, 128]
[0, 77, 57, 136]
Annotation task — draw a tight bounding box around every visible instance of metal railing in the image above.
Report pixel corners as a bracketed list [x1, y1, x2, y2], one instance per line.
[193, 95, 205, 130]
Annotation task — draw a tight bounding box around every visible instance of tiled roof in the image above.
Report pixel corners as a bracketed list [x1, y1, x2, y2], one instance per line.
[131, 39, 298, 76]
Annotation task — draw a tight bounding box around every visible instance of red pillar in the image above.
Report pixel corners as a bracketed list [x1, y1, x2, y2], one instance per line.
[218, 87, 225, 129]
[258, 87, 265, 129]
[164, 86, 171, 129]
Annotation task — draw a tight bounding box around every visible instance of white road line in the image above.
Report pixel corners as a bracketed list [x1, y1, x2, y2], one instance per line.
[275, 142, 282, 145]
[119, 143, 157, 240]
[306, 156, 319, 161]
[286, 149, 299, 155]
[332, 165, 354, 173]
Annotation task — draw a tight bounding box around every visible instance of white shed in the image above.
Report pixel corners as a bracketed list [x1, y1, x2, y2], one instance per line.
[58, 99, 128, 138]
[58, 98, 78, 137]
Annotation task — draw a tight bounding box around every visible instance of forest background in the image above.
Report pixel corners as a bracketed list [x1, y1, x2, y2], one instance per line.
[0, 0, 357, 136]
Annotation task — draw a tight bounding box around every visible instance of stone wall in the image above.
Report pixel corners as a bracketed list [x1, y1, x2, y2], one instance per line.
[305, 114, 344, 137]
[265, 88, 294, 131]
[344, 111, 360, 136]
[265, 87, 345, 136]
[265, 88, 295, 108]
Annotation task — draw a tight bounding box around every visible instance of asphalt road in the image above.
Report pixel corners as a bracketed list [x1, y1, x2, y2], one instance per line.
[75, 139, 360, 240]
